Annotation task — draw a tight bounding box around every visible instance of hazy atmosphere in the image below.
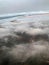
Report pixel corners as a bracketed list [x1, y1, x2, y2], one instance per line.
[0, 0, 49, 65]
[0, 0, 49, 14]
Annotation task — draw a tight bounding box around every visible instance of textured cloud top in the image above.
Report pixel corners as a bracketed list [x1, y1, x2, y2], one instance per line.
[0, 15, 49, 65]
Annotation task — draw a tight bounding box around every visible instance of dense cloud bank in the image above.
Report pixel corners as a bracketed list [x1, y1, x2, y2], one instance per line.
[0, 20, 49, 65]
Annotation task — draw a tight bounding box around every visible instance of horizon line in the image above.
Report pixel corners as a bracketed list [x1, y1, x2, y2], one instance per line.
[0, 11, 49, 20]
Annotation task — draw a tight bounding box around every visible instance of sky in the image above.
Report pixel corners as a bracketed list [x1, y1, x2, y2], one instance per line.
[0, 0, 49, 14]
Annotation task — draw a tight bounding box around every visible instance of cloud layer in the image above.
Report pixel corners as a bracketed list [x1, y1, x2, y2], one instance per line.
[0, 16, 49, 65]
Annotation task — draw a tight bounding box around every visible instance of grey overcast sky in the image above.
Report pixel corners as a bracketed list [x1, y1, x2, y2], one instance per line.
[0, 0, 49, 14]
